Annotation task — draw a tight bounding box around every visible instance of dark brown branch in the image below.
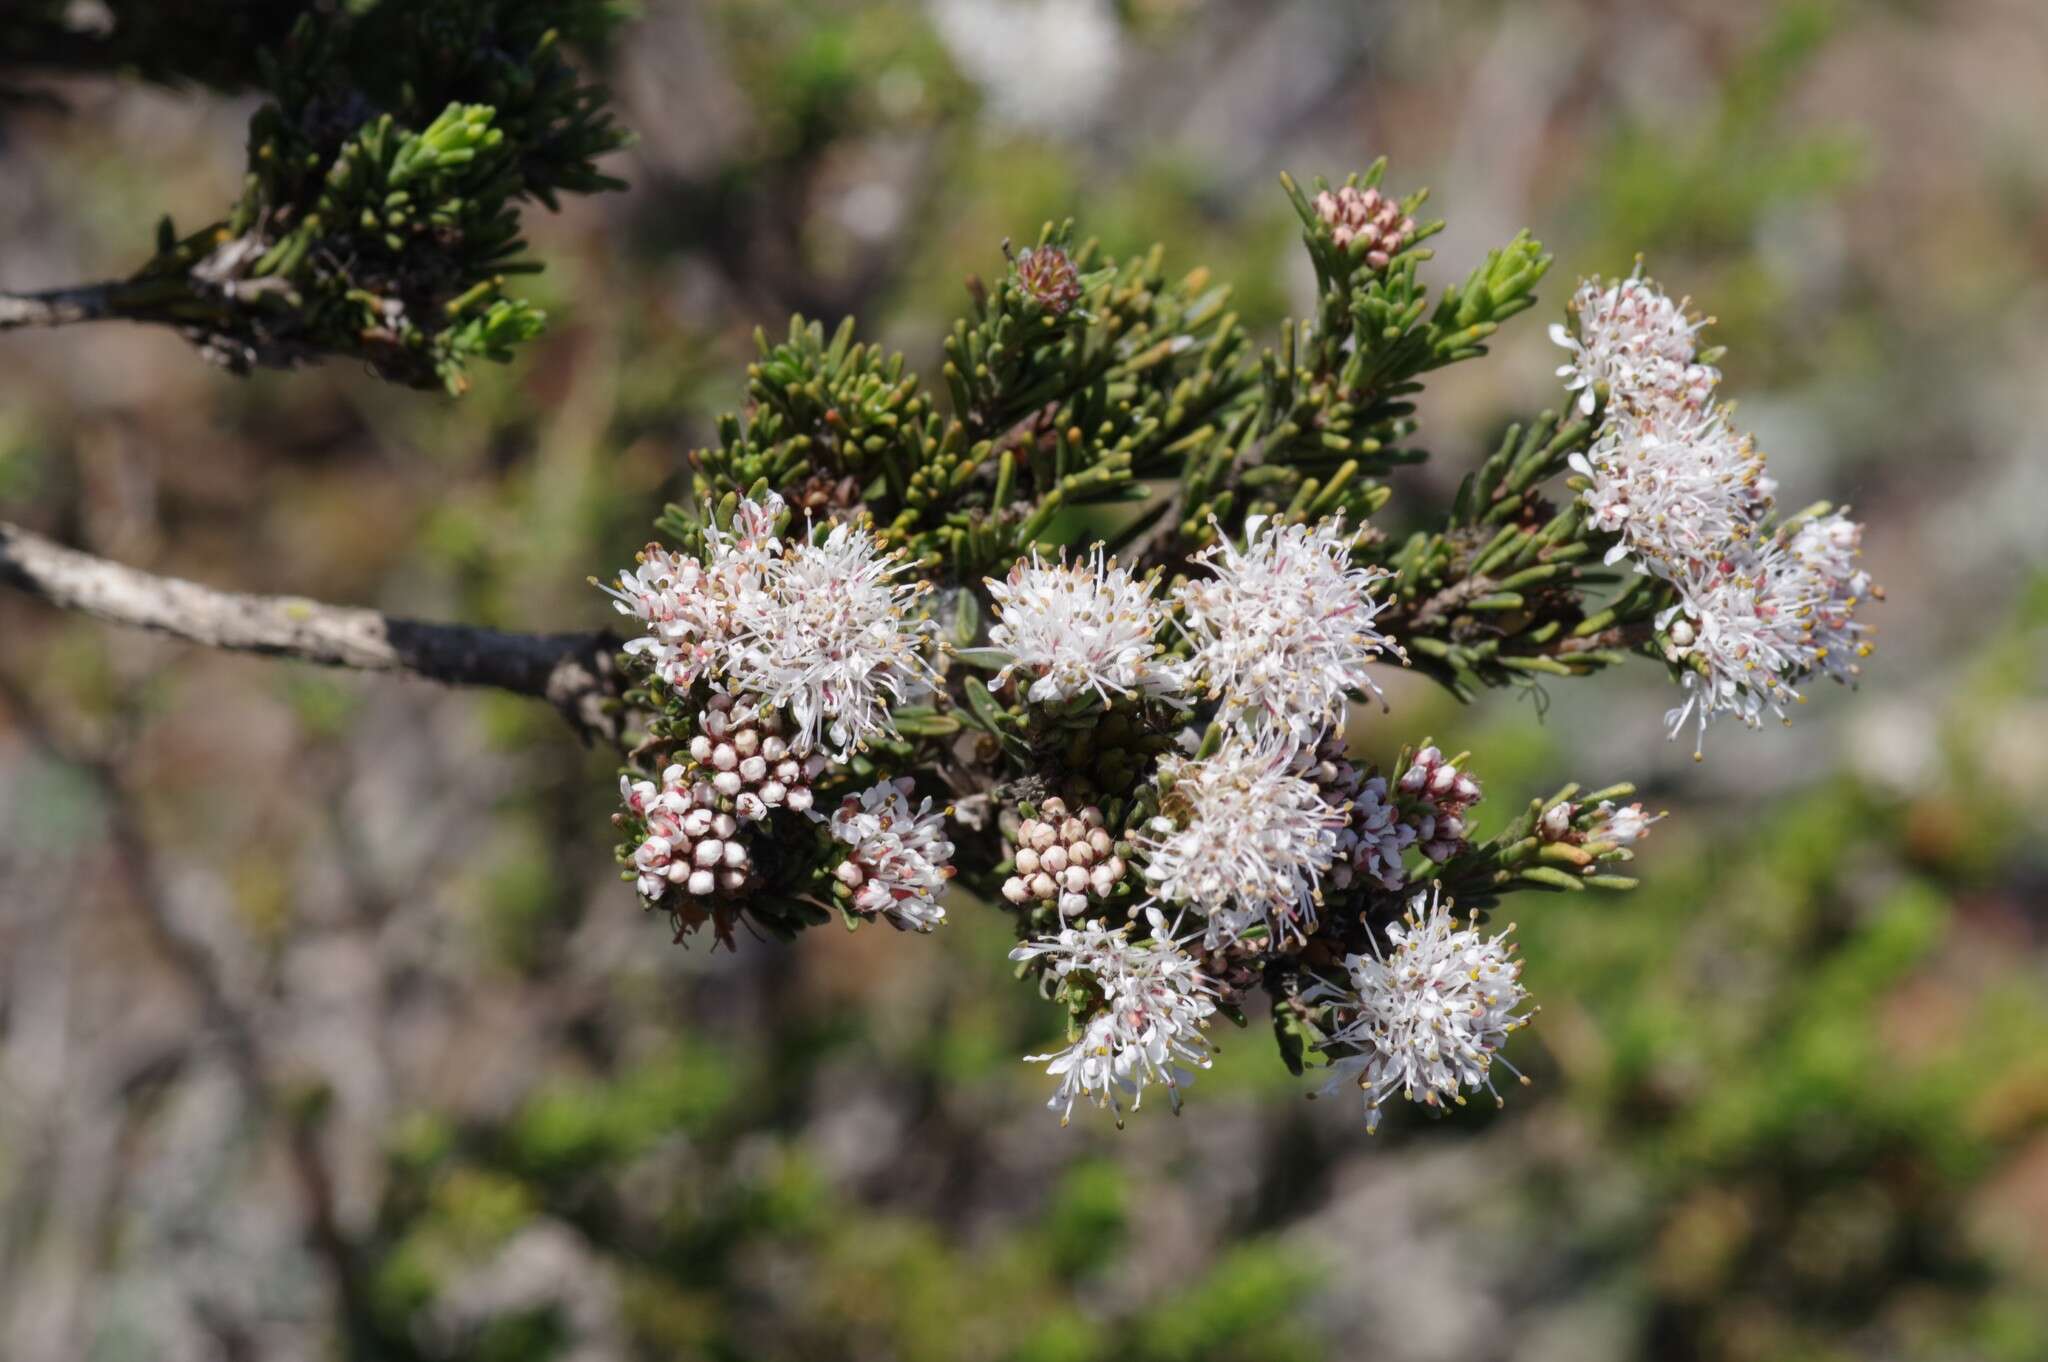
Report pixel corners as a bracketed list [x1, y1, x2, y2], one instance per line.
[0, 520, 623, 742]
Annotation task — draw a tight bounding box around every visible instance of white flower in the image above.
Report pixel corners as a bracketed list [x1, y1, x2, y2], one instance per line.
[1305, 887, 1533, 1133]
[828, 777, 955, 931]
[986, 546, 1187, 705]
[600, 494, 788, 691]
[1538, 797, 1663, 846]
[1570, 402, 1773, 573]
[1783, 511, 1878, 687]
[1655, 506, 1880, 755]
[1174, 514, 1402, 743]
[1013, 917, 1218, 1125]
[1553, 272, 1878, 757]
[1588, 800, 1662, 846]
[1552, 268, 1718, 419]
[600, 548, 727, 691]
[1137, 727, 1349, 948]
[730, 520, 941, 760]
[1656, 539, 1811, 752]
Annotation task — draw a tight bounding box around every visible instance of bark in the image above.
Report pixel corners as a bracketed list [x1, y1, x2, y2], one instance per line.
[0, 520, 622, 742]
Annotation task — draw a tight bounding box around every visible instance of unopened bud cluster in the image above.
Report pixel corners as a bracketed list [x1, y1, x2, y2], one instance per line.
[1397, 745, 1483, 864]
[687, 693, 825, 819]
[1001, 797, 1130, 916]
[619, 767, 751, 903]
[1313, 185, 1417, 269]
[1317, 740, 1486, 893]
[1013, 243, 1084, 315]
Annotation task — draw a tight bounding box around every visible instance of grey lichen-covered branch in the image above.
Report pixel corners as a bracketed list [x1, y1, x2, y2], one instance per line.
[0, 281, 144, 328]
[0, 521, 621, 742]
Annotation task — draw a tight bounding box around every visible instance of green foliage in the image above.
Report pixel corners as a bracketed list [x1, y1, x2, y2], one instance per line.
[4, 0, 629, 391]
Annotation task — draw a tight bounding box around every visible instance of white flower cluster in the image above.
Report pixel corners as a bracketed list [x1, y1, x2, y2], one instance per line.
[1570, 405, 1773, 572]
[986, 547, 1186, 705]
[602, 494, 942, 760]
[982, 515, 1407, 964]
[1012, 917, 1218, 1125]
[1137, 727, 1349, 949]
[1555, 269, 1877, 753]
[1305, 886, 1532, 1133]
[1552, 268, 1719, 420]
[999, 797, 1128, 916]
[687, 693, 827, 819]
[601, 495, 783, 691]
[1174, 514, 1402, 744]
[736, 521, 942, 760]
[828, 778, 956, 932]
[620, 767, 751, 903]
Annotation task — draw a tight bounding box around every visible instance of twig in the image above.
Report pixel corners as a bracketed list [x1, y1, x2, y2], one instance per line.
[0, 281, 130, 328]
[1403, 574, 1498, 631]
[0, 520, 623, 743]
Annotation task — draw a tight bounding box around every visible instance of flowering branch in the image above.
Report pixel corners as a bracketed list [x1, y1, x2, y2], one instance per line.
[4, 154, 1881, 1142]
[588, 160, 1880, 1134]
[0, 521, 621, 742]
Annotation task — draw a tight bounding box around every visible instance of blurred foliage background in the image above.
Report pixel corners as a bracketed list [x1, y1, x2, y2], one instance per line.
[2, 2, 2046, 1359]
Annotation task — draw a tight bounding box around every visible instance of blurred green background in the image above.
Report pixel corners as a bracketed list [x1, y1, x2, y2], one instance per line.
[3, 2, 2046, 1359]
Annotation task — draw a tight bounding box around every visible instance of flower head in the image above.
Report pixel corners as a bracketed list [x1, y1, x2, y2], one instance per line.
[1538, 797, 1664, 846]
[619, 766, 750, 902]
[1175, 515, 1402, 744]
[828, 777, 956, 931]
[1552, 268, 1718, 418]
[1396, 745, 1484, 864]
[731, 520, 941, 759]
[601, 548, 727, 691]
[599, 494, 788, 691]
[1570, 403, 1774, 573]
[1137, 727, 1349, 948]
[1013, 243, 1084, 315]
[1013, 917, 1218, 1124]
[999, 796, 1129, 917]
[1312, 184, 1417, 270]
[1305, 886, 1533, 1132]
[1588, 799, 1662, 845]
[987, 546, 1186, 706]
[687, 692, 827, 820]
[1783, 510, 1879, 687]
